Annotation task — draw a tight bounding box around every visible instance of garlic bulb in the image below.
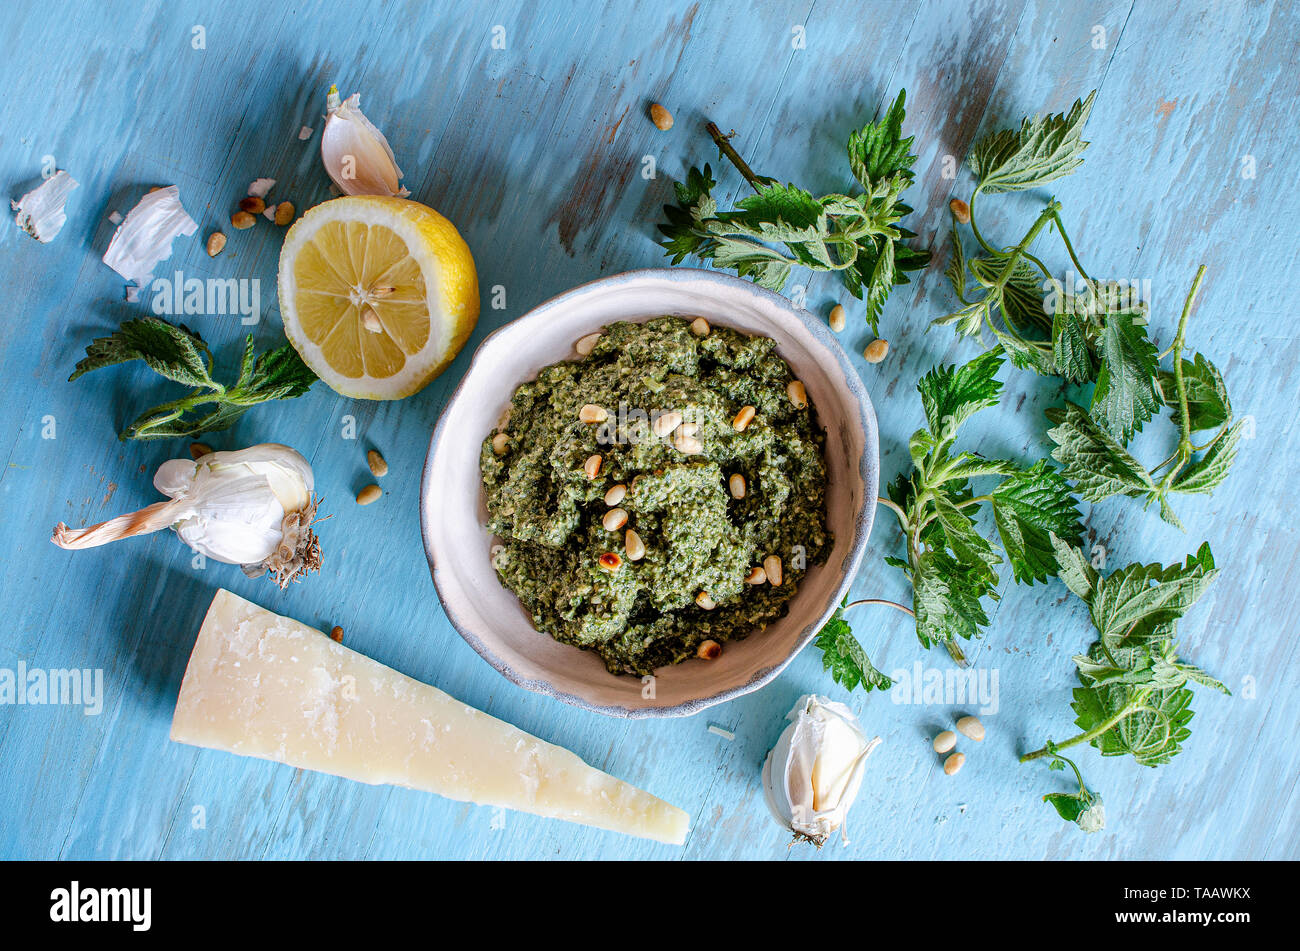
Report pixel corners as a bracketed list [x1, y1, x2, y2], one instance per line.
[761, 695, 881, 846]
[320, 86, 409, 197]
[51, 444, 322, 588]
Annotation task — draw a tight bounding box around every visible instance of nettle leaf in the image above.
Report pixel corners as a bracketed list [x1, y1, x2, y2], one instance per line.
[1051, 307, 1096, 383]
[1050, 533, 1098, 601]
[918, 349, 1004, 442]
[913, 549, 995, 648]
[862, 237, 895, 332]
[71, 317, 218, 390]
[932, 493, 1001, 585]
[1091, 310, 1161, 442]
[1086, 544, 1217, 648]
[1073, 680, 1193, 767]
[990, 462, 1083, 584]
[814, 602, 894, 693]
[945, 227, 968, 302]
[847, 90, 917, 189]
[1173, 419, 1245, 495]
[1158, 352, 1231, 431]
[1046, 401, 1155, 503]
[969, 91, 1096, 193]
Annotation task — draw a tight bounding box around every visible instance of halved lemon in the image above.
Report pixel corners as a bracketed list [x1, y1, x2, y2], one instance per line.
[277, 196, 479, 399]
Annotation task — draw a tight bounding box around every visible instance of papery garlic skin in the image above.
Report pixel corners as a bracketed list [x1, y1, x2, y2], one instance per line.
[12, 170, 78, 242]
[154, 444, 314, 565]
[321, 86, 410, 198]
[102, 185, 198, 286]
[762, 695, 881, 846]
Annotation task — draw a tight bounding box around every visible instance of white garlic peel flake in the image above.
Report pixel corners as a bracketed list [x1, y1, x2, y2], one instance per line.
[11, 170, 78, 242]
[102, 185, 198, 286]
[761, 695, 881, 846]
[321, 85, 409, 198]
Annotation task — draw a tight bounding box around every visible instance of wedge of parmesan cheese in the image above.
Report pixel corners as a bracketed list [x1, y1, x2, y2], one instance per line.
[171, 589, 689, 845]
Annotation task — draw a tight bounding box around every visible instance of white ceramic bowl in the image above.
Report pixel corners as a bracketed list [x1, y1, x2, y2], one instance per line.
[421, 268, 878, 717]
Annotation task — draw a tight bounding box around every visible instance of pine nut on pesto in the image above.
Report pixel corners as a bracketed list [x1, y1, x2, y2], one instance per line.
[480, 316, 830, 676]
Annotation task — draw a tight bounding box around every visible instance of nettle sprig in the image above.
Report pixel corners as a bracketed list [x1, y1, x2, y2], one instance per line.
[1022, 537, 1229, 831]
[71, 317, 317, 440]
[940, 94, 1242, 527]
[818, 349, 1082, 682]
[659, 91, 929, 332]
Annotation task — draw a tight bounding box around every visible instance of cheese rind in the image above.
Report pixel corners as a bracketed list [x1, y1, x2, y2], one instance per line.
[170, 589, 689, 845]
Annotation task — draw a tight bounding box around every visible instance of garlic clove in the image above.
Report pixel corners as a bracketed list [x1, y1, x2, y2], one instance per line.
[320, 86, 409, 198]
[12, 170, 78, 242]
[761, 695, 881, 847]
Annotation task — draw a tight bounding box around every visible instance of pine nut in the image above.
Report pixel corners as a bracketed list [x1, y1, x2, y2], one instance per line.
[690, 317, 710, 336]
[652, 411, 682, 437]
[787, 380, 807, 408]
[829, 304, 846, 333]
[239, 196, 266, 215]
[732, 405, 756, 431]
[949, 197, 971, 224]
[189, 442, 212, 460]
[763, 555, 783, 586]
[367, 449, 388, 477]
[933, 730, 957, 754]
[356, 484, 382, 505]
[579, 403, 607, 424]
[674, 432, 703, 455]
[598, 552, 621, 573]
[604, 483, 627, 506]
[697, 639, 721, 659]
[695, 592, 716, 610]
[575, 332, 602, 356]
[956, 715, 985, 741]
[863, 339, 890, 363]
[206, 232, 226, 257]
[624, 529, 645, 561]
[944, 752, 966, 776]
[729, 473, 746, 499]
[745, 566, 767, 585]
[274, 201, 295, 226]
[602, 508, 628, 531]
[329, 625, 344, 643]
[231, 210, 256, 230]
[583, 454, 603, 478]
[650, 103, 674, 131]
[492, 433, 509, 455]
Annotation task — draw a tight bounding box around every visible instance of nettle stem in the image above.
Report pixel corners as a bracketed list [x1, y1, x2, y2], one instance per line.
[706, 122, 765, 192]
[843, 597, 915, 618]
[1021, 691, 1149, 763]
[1159, 265, 1208, 489]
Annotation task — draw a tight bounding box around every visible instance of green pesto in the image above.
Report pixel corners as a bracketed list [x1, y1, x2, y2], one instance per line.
[480, 316, 830, 676]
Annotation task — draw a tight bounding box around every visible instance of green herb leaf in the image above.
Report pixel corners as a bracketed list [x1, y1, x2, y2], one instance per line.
[969, 91, 1096, 193]
[918, 349, 1004, 444]
[1046, 401, 1155, 502]
[847, 90, 917, 189]
[990, 462, 1083, 584]
[1090, 310, 1161, 442]
[814, 601, 894, 693]
[1172, 419, 1245, 495]
[1158, 353, 1231, 431]
[913, 549, 995, 648]
[72, 318, 316, 440]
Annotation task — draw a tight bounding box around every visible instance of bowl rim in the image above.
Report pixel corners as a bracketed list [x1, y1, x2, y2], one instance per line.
[420, 266, 878, 717]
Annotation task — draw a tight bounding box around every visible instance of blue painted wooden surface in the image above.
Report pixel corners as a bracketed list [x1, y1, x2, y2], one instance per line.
[2, 0, 1297, 860]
